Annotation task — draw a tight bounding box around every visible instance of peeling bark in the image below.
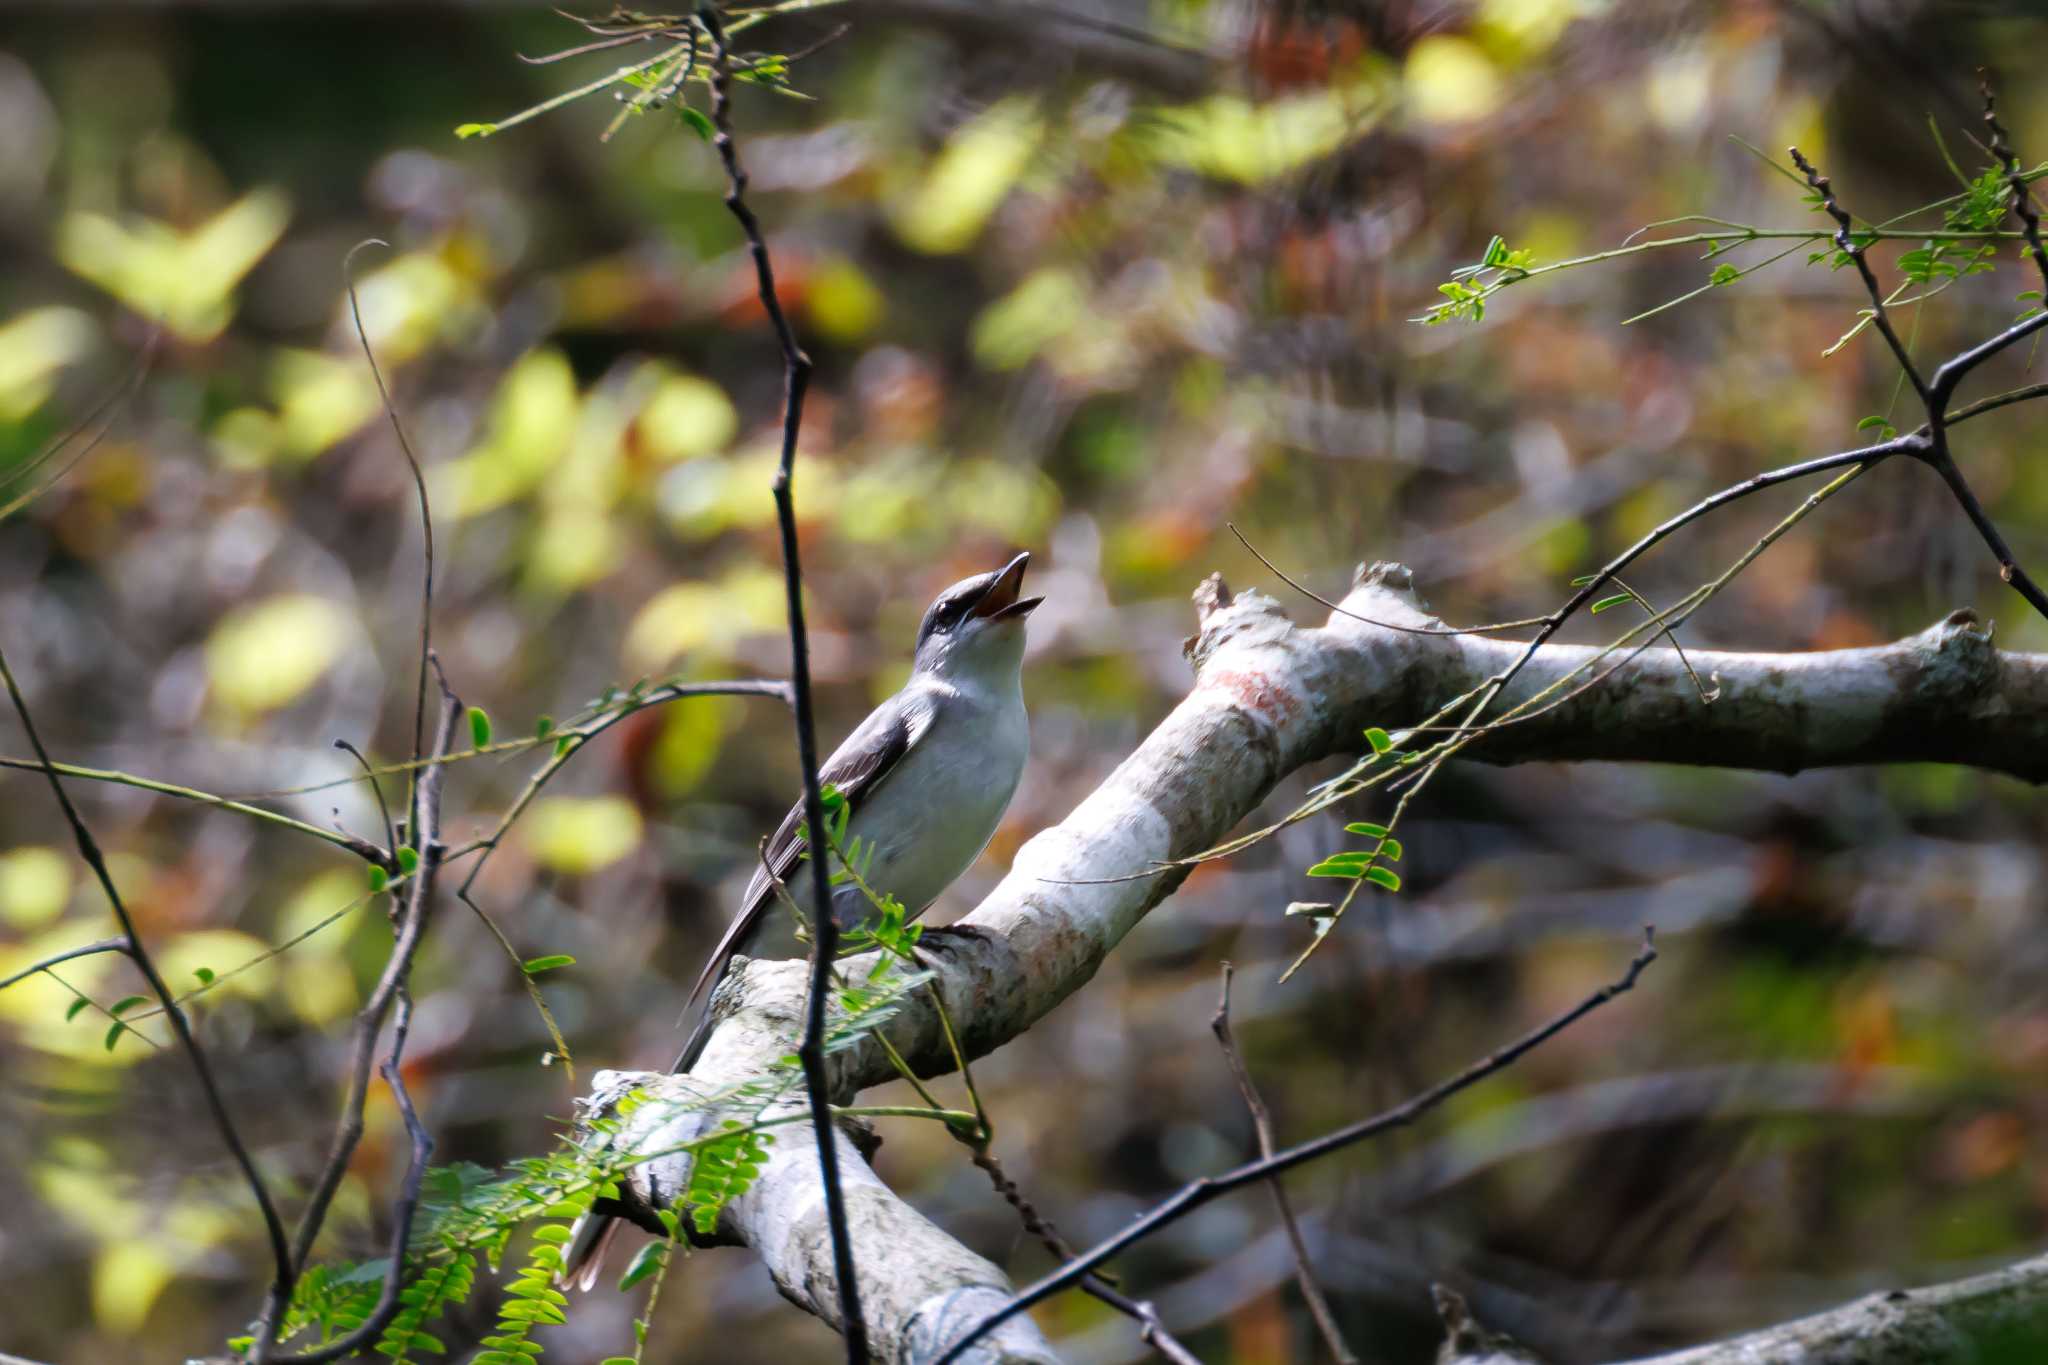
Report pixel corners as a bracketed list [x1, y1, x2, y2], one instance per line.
[578, 565, 2048, 1362]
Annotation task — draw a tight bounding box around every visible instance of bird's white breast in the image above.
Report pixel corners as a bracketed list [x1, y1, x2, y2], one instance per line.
[847, 680, 1028, 917]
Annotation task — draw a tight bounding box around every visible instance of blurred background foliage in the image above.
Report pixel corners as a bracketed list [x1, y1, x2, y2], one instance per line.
[2, 1, 2048, 1361]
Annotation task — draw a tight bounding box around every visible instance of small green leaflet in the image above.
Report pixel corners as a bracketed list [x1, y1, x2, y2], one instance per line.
[618, 1240, 667, 1291]
[1305, 839, 1402, 878]
[1344, 821, 1389, 839]
[1709, 263, 1739, 286]
[109, 995, 149, 1017]
[397, 846, 420, 874]
[1365, 727, 1394, 755]
[678, 106, 715, 141]
[1589, 593, 1633, 614]
[469, 706, 493, 749]
[368, 864, 389, 893]
[454, 122, 498, 140]
[535, 715, 554, 740]
[104, 1021, 131, 1052]
[522, 955, 576, 976]
[64, 997, 90, 1021]
[193, 966, 215, 986]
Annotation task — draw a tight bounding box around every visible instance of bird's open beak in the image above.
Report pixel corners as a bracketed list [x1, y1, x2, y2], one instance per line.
[971, 551, 1043, 622]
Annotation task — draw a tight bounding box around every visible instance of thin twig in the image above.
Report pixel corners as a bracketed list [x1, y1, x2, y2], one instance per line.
[0, 646, 296, 1318]
[270, 988, 436, 1365]
[0, 755, 389, 863]
[1788, 147, 1929, 401]
[333, 739, 398, 865]
[1227, 523, 1547, 636]
[445, 678, 792, 1081]
[1211, 964, 1356, 1364]
[344, 240, 433, 844]
[974, 1150, 1205, 1363]
[1982, 75, 2048, 295]
[932, 930, 1659, 1363]
[0, 936, 128, 992]
[697, 5, 866, 1357]
[253, 687, 460, 1360]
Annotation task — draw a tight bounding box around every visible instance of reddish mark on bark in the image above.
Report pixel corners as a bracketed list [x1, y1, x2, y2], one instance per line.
[1203, 668, 1300, 730]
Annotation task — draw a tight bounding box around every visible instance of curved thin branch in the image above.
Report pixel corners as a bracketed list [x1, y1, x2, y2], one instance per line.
[932, 931, 1658, 1361]
[0, 936, 128, 992]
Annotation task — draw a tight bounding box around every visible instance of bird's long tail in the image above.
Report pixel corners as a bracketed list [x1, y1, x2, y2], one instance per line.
[558, 1210, 622, 1293]
[557, 947, 736, 1290]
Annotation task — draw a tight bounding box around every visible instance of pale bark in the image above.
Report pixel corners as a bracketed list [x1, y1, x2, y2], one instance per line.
[1613, 1251, 2048, 1363]
[1432, 1252, 2048, 1365]
[577, 565, 2048, 1362]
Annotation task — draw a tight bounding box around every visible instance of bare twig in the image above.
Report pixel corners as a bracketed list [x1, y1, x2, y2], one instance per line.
[1211, 964, 1355, 1364]
[333, 738, 398, 866]
[1788, 147, 1930, 401]
[972, 1149, 1205, 1364]
[697, 5, 866, 1357]
[445, 677, 793, 1081]
[0, 936, 128, 992]
[0, 646, 296, 1321]
[270, 989, 436, 1365]
[0, 755, 390, 863]
[343, 239, 434, 841]
[251, 686, 461, 1361]
[1228, 523, 1547, 637]
[1982, 75, 2048, 294]
[933, 930, 1658, 1362]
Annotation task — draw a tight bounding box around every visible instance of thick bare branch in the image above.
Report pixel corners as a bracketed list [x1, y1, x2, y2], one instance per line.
[1612, 1249, 2048, 1363]
[572, 567, 2048, 1357]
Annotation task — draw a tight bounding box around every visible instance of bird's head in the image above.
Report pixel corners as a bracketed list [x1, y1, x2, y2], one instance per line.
[911, 551, 1041, 681]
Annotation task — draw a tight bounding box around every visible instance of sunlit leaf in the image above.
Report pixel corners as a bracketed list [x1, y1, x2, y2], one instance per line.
[0, 845, 73, 928]
[204, 594, 353, 714]
[431, 348, 580, 518]
[0, 307, 96, 423]
[56, 188, 291, 343]
[523, 796, 644, 875]
[93, 1240, 178, 1335]
[1405, 36, 1501, 124]
[636, 372, 737, 464]
[1149, 86, 1373, 185]
[895, 96, 1043, 254]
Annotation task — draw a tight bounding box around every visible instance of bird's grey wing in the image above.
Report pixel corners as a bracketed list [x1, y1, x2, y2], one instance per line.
[671, 695, 926, 1072]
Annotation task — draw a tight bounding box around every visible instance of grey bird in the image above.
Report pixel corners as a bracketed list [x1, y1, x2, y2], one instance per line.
[561, 552, 1042, 1290]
